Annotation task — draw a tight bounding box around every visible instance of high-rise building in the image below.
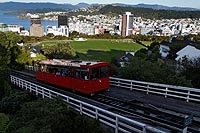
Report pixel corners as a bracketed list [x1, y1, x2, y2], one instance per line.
[58, 15, 68, 27]
[30, 15, 44, 37]
[121, 12, 134, 37]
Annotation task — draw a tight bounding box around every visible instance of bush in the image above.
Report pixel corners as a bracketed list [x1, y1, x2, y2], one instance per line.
[8, 98, 109, 133]
[0, 91, 34, 114]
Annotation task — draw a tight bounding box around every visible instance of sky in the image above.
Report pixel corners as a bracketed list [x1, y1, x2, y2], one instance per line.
[1, 0, 200, 9]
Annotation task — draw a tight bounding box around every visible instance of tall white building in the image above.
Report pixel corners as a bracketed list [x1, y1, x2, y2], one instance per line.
[121, 12, 134, 37]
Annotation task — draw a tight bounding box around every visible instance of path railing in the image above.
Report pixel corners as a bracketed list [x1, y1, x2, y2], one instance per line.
[10, 75, 165, 133]
[110, 77, 200, 103]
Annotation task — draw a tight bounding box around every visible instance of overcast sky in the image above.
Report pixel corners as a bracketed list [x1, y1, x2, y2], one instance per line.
[1, 0, 200, 9]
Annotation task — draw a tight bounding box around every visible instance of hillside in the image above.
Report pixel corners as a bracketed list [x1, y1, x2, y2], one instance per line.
[99, 5, 200, 19]
[1, 2, 200, 19]
[0, 2, 81, 11]
[0, 2, 199, 11]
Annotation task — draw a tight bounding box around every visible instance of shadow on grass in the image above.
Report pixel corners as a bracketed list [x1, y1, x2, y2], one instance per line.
[75, 49, 127, 62]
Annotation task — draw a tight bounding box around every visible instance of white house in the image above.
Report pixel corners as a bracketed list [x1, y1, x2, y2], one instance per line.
[159, 41, 170, 58]
[30, 51, 37, 58]
[19, 30, 30, 36]
[175, 45, 200, 61]
[7, 24, 24, 33]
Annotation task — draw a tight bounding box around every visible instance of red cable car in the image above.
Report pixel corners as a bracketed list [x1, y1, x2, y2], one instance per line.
[35, 59, 110, 95]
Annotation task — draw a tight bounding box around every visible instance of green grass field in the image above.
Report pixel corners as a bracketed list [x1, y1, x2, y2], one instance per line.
[141, 41, 153, 46]
[40, 39, 145, 62]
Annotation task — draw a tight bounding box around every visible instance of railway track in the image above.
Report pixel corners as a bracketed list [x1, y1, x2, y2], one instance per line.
[11, 70, 200, 132]
[92, 94, 200, 132]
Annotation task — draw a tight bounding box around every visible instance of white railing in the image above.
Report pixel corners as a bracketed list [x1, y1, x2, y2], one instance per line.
[10, 75, 165, 133]
[110, 77, 200, 103]
[25, 65, 200, 103]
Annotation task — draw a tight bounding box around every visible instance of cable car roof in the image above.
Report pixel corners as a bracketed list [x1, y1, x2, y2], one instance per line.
[38, 59, 107, 67]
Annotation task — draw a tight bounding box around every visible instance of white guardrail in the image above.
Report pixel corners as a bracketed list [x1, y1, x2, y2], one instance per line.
[10, 75, 165, 133]
[25, 65, 200, 103]
[110, 77, 200, 103]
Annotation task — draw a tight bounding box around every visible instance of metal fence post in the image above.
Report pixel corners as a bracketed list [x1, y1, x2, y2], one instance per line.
[95, 109, 98, 119]
[130, 82, 133, 91]
[22, 81, 24, 88]
[30, 84, 32, 92]
[80, 103, 82, 115]
[25, 82, 27, 90]
[115, 117, 119, 133]
[143, 126, 147, 133]
[66, 98, 70, 109]
[147, 85, 149, 94]
[49, 91, 51, 98]
[165, 88, 168, 98]
[117, 80, 120, 88]
[187, 91, 190, 102]
[36, 86, 38, 95]
[18, 80, 21, 87]
[29, 84, 31, 92]
[42, 88, 45, 98]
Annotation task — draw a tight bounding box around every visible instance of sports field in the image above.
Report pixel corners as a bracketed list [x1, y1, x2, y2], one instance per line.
[40, 39, 145, 61]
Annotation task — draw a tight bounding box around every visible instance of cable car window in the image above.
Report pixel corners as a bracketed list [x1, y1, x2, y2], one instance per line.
[62, 67, 69, 77]
[91, 68, 99, 80]
[47, 66, 52, 73]
[36, 64, 42, 72]
[75, 68, 81, 79]
[100, 66, 108, 78]
[52, 68, 58, 74]
[80, 68, 89, 80]
[56, 70, 61, 76]
[41, 64, 47, 72]
[69, 67, 75, 78]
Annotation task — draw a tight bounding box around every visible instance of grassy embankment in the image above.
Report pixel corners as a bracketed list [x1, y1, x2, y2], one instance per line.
[140, 41, 153, 46]
[40, 39, 145, 62]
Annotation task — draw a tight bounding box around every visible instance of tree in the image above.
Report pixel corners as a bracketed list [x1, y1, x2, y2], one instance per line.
[0, 91, 34, 114]
[0, 32, 10, 99]
[0, 113, 10, 133]
[179, 57, 200, 88]
[70, 31, 80, 38]
[119, 57, 191, 87]
[43, 42, 76, 59]
[7, 98, 108, 133]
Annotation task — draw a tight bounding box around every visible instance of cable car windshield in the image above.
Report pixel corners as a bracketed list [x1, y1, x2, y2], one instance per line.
[91, 66, 109, 80]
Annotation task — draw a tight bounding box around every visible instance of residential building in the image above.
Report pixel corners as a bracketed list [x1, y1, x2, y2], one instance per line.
[19, 30, 30, 36]
[0, 23, 8, 32]
[8, 24, 24, 33]
[45, 15, 70, 37]
[47, 25, 69, 37]
[121, 12, 134, 37]
[94, 26, 104, 35]
[24, 10, 200, 37]
[159, 41, 170, 58]
[175, 45, 200, 61]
